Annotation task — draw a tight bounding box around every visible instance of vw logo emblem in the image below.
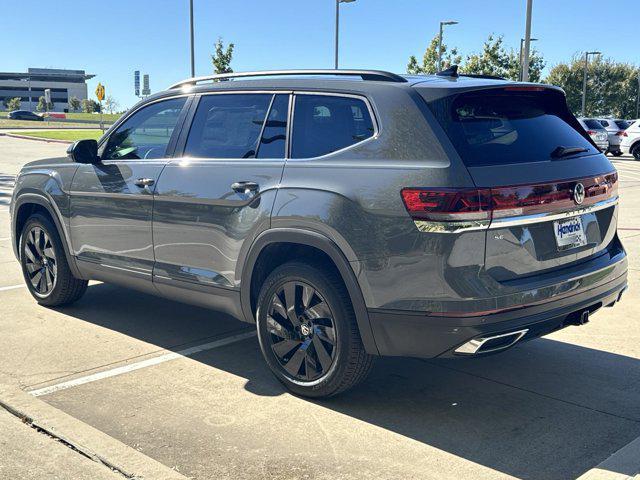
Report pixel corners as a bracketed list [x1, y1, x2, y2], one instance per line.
[573, 183, 585, 205]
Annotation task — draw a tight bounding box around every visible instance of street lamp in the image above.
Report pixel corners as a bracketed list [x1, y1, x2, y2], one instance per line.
[519, 37, 537, 81]
[437, 20, 458, 72]
[19, 76, 32, 111]
[522, 0, 533, 82]
[335, 0, 356, 69]
[189, 0, 195, 77]
[581, 51, 601, 117]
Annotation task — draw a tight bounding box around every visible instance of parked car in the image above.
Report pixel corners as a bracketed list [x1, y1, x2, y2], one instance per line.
[10, 69, 627, 397]
[598, 118, 631, 156]
[8, 110, 43, 121]
[620, 119, 640, 159]
[577, 118, 609, 151]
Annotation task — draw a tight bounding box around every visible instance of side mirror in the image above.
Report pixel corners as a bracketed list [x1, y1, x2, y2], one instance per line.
[67, 139, 100, 164]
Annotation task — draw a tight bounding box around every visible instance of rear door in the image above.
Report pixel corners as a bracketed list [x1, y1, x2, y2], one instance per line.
[423, 87, 618, 281]
[152, 92, 289, 295]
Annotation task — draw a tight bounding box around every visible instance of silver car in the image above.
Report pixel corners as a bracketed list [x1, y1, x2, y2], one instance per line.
[578, 118, 609, 152]
[598, 118, 631, 156]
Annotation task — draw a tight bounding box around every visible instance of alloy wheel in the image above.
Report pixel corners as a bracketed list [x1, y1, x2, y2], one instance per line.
[24, 226, 57, 296]
[266, 281, 337, 382]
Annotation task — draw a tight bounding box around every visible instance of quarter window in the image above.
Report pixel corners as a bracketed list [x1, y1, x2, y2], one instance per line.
[184, 94, 272, 159]
[102, 97, 186, 160]
[291, 95, 374, 158]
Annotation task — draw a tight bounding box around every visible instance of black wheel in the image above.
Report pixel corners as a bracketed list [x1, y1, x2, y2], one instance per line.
[20, 214, 88, 306]
[612, 151, 623, 157]
[256, 262, 373, 398]
[632, 145, 640, 160]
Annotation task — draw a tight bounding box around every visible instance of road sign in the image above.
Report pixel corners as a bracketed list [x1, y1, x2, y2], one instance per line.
[134, 70, 140, 96]
[142, 74, 150, 96]
[44, 89, 51, 105]
[95, 83, 105, 102]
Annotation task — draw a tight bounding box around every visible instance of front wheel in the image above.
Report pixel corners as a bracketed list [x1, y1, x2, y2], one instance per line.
[256, 262, 373, 398]
[19, 214, 88, 306]
[632, 145, 640, 160]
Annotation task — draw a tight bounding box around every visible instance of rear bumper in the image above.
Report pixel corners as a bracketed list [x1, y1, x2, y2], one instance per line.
[368, 263, 627, 359]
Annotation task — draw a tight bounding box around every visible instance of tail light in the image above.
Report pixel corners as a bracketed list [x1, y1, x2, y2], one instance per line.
[401, 172, 618, 230]
[618, 131, 628, 137]
[586, 130, 597, 136]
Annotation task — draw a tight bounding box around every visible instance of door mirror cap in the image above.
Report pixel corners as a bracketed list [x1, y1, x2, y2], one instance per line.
[67, 139, 100, 164]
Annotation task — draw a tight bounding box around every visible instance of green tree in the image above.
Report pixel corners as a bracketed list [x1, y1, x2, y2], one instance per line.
[211, 37, 235, 74]
[5, 97, 21, 111]
[36, 96, 52, 112]
[407, 35, 461, 74]
[545, 56, 639, 118]
[81, 98, 100, 113]
[461, 35, 545, 82]
[69, 96, 81, 112]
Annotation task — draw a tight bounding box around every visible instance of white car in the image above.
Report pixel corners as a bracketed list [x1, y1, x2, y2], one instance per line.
[620, 119, 640, 160]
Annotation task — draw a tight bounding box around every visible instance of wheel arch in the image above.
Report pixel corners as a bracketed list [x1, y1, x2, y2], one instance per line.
[12, 193, 83, 279]
[240, 228, 379, 355]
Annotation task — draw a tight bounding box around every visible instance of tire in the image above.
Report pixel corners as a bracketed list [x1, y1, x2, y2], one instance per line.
[19, 213, 88, 306]
[612, 151, 623, 157]
[632, 144, 640, 160]
[256, 261, 373, 398]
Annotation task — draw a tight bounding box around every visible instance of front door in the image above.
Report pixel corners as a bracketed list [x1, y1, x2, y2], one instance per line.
[151, 93, 289, 310]
[69, 96, 189, 286]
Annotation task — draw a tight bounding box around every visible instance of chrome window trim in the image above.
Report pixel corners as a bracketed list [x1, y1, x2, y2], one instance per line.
[413, 196, 618, 234]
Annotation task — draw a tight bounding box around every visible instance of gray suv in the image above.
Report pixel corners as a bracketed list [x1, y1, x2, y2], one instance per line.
[10, 69, 627, 397]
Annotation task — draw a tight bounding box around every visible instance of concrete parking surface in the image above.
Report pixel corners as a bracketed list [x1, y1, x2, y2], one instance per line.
[1, 135, 639, 479]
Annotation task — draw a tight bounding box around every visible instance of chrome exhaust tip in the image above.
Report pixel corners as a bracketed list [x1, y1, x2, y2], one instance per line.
[454, 329, 529, 355]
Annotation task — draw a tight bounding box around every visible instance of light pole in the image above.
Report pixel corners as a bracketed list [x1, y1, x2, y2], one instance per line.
[519, 37, 537, 81]
[19, 76, 32, 111]
[636, 73, 640, 119]
[335, 0, 356, 69]
[189, 0, 195, 77]
[522, 0, 533, 82]
[581, 51, 601, 117]
[437, 20, 458, 72]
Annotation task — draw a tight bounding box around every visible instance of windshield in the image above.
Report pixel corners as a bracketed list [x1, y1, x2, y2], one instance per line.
[426, 89, 598, 167]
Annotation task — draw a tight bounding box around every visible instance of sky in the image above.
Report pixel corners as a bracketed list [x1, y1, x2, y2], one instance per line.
[3, 0, 639, 110]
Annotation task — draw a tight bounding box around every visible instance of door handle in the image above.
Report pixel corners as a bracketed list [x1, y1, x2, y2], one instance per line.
[134, 178, 155, 188]
[231, 181, 259, 194]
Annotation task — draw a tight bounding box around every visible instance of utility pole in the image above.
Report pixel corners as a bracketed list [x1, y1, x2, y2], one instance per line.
[335, 0, 356, 69]
[438, 20, 458, 72]
[519, 37, 537, 81]
[522, 0, 533, 82]
[582, 51, 601, 117]
[636, 73, 640, 119]
[189, 0, 195, 77]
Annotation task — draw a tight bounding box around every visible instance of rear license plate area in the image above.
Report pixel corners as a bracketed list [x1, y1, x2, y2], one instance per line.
[554, 216, 587, 251]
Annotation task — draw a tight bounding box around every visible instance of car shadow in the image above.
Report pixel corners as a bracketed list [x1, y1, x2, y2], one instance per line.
[54, 282, 640, 480]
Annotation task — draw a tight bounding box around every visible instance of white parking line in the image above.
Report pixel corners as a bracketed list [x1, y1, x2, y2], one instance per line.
[29, 330, 257, 397]
[0, 284, 25, 292]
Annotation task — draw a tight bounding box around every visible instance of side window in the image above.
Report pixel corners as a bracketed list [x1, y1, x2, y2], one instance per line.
[257, 94, 289, 159]
[291, 95, 375, 158]
[184, 94, 272, 158]
[102, 97, 186, 160]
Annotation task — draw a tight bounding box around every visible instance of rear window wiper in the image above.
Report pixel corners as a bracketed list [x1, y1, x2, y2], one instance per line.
[550, 146, 589, 159]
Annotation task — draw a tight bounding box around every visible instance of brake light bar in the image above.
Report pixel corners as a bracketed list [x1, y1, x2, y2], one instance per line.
[401, 172, 618, 231]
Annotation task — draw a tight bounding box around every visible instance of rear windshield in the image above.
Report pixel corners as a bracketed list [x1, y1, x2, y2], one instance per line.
[426, 90, 598, 167]
[615, 120, 630, 130]
[583, 119, 604, 129]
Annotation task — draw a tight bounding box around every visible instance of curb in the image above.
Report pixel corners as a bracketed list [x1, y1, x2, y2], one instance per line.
[577, 436, 640, 480]
[0, 382, 188, 480]
[4, 133, 73, 144]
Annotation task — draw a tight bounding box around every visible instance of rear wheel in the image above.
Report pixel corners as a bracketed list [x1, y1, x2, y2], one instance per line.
[19, 214, 88, 306]
[256, 262, 373, 398]
[612, 151, 623, 157]
[632, 144, 640, 160]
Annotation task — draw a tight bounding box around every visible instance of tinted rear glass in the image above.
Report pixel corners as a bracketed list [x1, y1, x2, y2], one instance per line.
[427, 90, 598, 167]
[583, 119, 604, 129]
[615, 120, 630, 130]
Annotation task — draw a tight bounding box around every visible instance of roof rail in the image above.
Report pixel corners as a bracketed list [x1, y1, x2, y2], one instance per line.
[169, 69, 408, 89]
